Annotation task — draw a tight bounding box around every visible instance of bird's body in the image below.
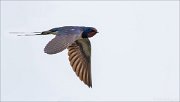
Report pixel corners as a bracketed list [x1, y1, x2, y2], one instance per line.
[22, 26, 98, 88]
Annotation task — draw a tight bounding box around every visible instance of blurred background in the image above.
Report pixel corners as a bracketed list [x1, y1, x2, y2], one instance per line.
[1, 1, 179, 101]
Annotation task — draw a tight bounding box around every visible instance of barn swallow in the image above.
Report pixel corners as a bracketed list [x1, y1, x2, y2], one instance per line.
[18, 26, 98, 88]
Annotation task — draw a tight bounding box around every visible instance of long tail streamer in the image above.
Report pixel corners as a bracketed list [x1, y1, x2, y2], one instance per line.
[9, 32, 42, 36]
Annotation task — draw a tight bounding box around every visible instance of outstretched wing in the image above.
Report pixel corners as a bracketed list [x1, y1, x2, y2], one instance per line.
[67, 38, 92, 87]
[44, 27, 82, 54]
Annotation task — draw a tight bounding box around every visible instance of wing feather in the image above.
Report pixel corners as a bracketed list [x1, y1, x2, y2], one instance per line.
[67, 38, 92, 87]
[44, 27, 82, 54]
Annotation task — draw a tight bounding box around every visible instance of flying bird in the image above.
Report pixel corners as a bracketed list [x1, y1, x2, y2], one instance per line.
[17, 26, 98, 88]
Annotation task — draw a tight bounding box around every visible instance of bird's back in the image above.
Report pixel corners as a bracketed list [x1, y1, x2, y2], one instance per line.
[50, 26, 84, 36]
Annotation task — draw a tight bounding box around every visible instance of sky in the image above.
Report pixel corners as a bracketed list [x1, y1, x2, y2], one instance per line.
[1, 1, 179, 101]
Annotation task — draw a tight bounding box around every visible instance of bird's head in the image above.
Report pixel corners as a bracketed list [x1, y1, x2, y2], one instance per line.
[82, 27, 98, 38]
